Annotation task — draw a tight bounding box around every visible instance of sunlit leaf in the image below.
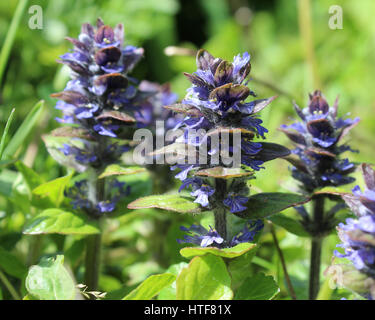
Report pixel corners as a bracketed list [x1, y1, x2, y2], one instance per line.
[123, 273, 176, 300]
[0, 108, 15, 160]
[25, 255, 76, 300]
[15, 161, 44, 190]
[127, 194, 202, 214]
[158, 262, 188, 300]
[98, 164, 146, 179]
[194, 166, 253, 179]
[180, 242, 256, 259]
[176, 254, 233, 300]
[32, 172, 74, 207]
[23, 208, 100, 235]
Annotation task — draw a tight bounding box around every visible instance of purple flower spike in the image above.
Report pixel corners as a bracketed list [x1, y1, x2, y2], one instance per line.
[280, 90, 358, 192]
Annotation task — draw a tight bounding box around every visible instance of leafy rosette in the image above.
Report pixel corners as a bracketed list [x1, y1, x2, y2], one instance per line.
[326, 164, 375, 300]
[158, 49, 290, 214]
[280, 90, 359, 193]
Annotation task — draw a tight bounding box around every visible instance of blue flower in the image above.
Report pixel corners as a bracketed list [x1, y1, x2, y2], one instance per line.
[280, 90, 358, 192]
[191, 184, 215, 207]
[230, 220, 264, 246]
[177, 225, 224, 247]
[178, 219, 264, 248]
[333, 164, 375, 299]
[223, 193, 248, 213]
[60, 143, 97, 164]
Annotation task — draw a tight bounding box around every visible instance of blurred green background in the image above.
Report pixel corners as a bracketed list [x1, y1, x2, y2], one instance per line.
[0, 0, 374, 299]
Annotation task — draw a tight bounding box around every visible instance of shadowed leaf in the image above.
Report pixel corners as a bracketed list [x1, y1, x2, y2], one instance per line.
[234, 273, 279, 300]
[233, 192, 310, 219]
[255, 142, 290, 162]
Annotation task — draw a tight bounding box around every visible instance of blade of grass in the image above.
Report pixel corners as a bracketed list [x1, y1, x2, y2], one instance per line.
[0, 108, 15, 160]
[3, 100, 44, 159]
[0, 0, 29, 86]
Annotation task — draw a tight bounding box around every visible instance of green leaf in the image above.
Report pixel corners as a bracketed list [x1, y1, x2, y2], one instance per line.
[227, 246, 259, 289]
[0, 0, 29, 84]
[176, 254, 233, 300]
[98, 164, 145, 179]
[0, 246, 27, 279]
[180, 242, 256, 259]
[15, 160, 44, 191]
[234, 273, 280, 300]
[23, 208, 100, 235]
[25, 255, 76, 300]
[123, 273, 176, 300]
[233, 192, 310, 219]
[3, 100, 44, 159]
[32, 172, 74, 207]
[194, 166, 253, 179]
[0, 108, 15, 160]
[127, 194, 202, 214]
[158, 262, 188, 300]
[268, 213, 310, 237]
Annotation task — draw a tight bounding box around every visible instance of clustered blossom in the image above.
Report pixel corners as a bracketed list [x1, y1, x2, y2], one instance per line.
[52, 19, 145, 160]
[167, 50, 289, 214]
[280, 90, 359, 193]
[177, 219, 264, 248]
[329, 164, 375, 299]
[66, 180, 130, 217]
[136, 81, 180, 130]
[50, 19, 174, 216]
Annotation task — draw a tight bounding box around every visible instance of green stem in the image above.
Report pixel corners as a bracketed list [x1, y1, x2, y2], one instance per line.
[297, 0, 321, 90]
[26, 234, 43, 266]
[309, 196, 325, 300]
[0, 269, 21, 300]
[269, 222, 297, 300]
[84, 232, 102, 292]
[0, 0, 29, 86]
[84, 175, 105, 293]
[214, 179, 228, 242]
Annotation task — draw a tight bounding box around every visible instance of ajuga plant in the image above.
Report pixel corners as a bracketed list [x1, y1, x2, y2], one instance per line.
[280, 90, 359, 299]
[127, 50, 310, 300]
[38, 18, 157, 292]
[137, 80, 181, 193]
[326, 164, 375, 300]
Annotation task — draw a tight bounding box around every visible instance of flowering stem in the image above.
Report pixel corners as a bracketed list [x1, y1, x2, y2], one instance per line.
[84, 174, 105, 293]
[309, 195, 325, 300]
[214, 179, 228, 242]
